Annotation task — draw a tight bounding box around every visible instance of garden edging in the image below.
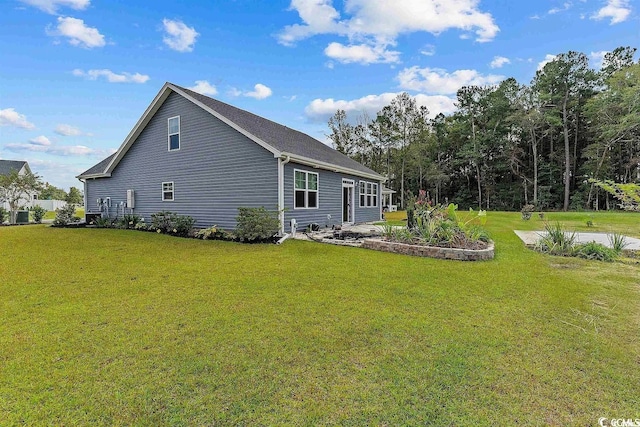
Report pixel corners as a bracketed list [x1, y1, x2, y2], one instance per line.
[362, 238, 494, 261]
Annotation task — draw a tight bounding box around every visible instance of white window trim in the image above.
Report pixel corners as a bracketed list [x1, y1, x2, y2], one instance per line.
[359, 180, 378, 208]
[162, 181, 174, 201]
[293, 168, 319, 210]
[168, 116, 180, 151]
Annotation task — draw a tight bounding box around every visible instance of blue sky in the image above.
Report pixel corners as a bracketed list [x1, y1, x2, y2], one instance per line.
[0, 0, 637, 190]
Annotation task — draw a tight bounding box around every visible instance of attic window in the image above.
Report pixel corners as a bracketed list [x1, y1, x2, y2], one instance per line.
[168, 116, 180, 151]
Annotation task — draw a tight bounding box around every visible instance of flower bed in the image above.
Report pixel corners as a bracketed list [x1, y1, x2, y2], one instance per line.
[362, 238, 494, 261]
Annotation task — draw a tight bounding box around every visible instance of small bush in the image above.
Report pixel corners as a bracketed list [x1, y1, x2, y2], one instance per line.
[235, 207, 280, 242]
[608, 232, 628, 254]
[195, 225, 230, 241]
[52, 204, 79, 226]
[150, 211, 195, 237]
[521, 204, 535, 220]
[0, 207, 9, 224]
[535, 222, 576, 256]
[30, 206, 47, 224]
[94, 216, 116, 228]
[118, 214, 142, 229]
[575, 242, 618, 262]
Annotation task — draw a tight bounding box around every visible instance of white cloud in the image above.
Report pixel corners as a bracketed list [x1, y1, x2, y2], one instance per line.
[420, 44, 435, 56]
[490, 56, 510, 69]
[396, 66, 504, 95]
[590, 50, 609, 69]
[72, 68, 150, 83]
[55, 123, 82, 136]
[187, 80, 218, 96]
[48, 16, 105, 48]
[591, 0, 631, 24]
[5, 141, 114, 157]
[20, 0, 89, 14]
[277, 0, 345, 47]
[324, 42, 400, 64]
[0, 108, 36, 130]
[162, 19, 199, 52]
[29, 135, 52, 146]
[304, 92, 457, 123]
[537, 54, 557, 71]
[227, 87, 243, 97]
[245, 84, 273, 100]
[277, 0, 498, 64]
[278, 0, 499, 53]
[548, 2, 572, 14]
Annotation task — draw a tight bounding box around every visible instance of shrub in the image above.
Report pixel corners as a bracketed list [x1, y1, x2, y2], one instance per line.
[195, 225, 230, 241]
[521, 204, 535, 220]
[30, 205, 47, 224]
[150, 211, 195, 237]
[52, 204, 79, 226]
[574, 242, 618, 262]
[118, 214, 142, 229]
[608, 232, 628, 254]
[0, 207, 9, 224]
[235, 207, 280, 242]
[94, 216, 116, 228]
[535, 222, 576, 256]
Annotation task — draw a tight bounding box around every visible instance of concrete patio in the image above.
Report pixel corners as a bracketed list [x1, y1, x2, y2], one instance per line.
[514, 230, 640, 252]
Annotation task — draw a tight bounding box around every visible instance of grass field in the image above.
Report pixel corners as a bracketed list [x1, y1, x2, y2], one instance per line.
[1, 212, 639, 425]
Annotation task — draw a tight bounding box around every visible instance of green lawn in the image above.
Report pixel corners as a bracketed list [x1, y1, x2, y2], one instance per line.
[1, 212, 639, 425]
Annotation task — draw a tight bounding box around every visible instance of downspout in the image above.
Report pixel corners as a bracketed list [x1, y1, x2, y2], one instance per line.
[277, 155, 290, 234]
[80, 178, 87, 220]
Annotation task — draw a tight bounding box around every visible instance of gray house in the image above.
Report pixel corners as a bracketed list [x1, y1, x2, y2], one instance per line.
[78, 82, 385, 232]
[0, 160, 36, 212]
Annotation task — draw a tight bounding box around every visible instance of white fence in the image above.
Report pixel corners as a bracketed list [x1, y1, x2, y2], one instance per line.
[2, 199, 66, 211]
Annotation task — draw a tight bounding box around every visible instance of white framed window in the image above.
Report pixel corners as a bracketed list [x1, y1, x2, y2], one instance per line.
[162, 181, 174, 201]
[168, 116, 180, 151]
[359, 181, 378, 207]
[294, 169, 318, 209]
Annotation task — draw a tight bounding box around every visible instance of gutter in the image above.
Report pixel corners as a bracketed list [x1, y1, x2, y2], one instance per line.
[280, 152, 386, 181]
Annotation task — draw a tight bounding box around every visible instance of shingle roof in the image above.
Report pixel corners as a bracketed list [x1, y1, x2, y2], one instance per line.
[78, 83, 383, 180]
[0, 160, 27, 176]
[78, 154, 115, 177]
[173, 84, 381, 177]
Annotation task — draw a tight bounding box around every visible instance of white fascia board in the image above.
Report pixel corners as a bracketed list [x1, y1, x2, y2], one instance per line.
[76, 173, 112, 179]
[168, 84, 281, 157]
[282, 152, 386, 182]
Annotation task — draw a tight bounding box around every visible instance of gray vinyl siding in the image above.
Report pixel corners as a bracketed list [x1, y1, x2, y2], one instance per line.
[283, 162, 381, 231]
[85, 92, 278, 229]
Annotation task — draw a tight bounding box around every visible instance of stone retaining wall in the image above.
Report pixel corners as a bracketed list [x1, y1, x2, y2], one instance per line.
[361, 239, 494, 261]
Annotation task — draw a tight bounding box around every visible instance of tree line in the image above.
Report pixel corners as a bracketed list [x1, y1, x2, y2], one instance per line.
[327, 47, 640, 211]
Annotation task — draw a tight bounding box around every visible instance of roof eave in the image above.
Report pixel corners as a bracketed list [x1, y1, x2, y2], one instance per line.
[282, 152, 386, 181]
[76, 173, 111, 180]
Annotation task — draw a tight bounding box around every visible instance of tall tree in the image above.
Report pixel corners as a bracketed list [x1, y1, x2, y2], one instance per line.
[327, 109, 355, 155]
[585, 62, 640, 204]
[39, 183, 67, 200]
[66, 187, 84, 206]
[533, 51, 596, 210]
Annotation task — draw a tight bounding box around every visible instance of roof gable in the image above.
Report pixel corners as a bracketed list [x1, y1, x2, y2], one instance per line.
[0, 160, 29, 176]
[78, 82, 384, 181]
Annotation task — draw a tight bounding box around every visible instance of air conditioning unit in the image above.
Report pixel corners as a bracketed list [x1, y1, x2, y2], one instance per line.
[126, 189, 135, 209]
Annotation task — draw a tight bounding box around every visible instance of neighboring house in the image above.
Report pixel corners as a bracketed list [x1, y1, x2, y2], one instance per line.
[0, 160, 37, 211]
[77, 82, 385, 232]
